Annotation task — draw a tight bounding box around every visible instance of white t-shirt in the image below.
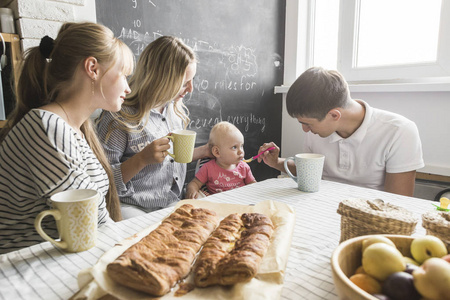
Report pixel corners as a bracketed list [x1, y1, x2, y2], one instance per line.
[303, 100, 424, 191]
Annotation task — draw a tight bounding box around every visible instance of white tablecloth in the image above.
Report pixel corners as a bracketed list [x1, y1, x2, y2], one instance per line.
[0, 178, 431, 300]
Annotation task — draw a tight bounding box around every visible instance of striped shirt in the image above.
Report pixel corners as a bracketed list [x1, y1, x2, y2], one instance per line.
[96, 102, 186, 210]
[0, 109, 110, 254]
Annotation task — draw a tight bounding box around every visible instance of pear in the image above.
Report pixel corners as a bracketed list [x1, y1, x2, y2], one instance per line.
[362, 235, 396, 253]
[362, 243, 406, 281]
[403, 256, 419, 266]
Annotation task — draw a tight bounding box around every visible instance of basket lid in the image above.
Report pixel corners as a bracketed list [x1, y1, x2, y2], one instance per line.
[422, 211, 450, 228]
[337, 198, 418, 224]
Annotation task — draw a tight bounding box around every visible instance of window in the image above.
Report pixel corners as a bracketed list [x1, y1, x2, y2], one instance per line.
[291, 0, 450, 91]
[354, 1, 440, 68]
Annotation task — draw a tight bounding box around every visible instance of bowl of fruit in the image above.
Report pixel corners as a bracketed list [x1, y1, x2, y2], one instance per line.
[331, 234, 450, 300]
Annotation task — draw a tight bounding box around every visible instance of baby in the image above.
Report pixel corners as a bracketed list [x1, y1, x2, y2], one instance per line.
[186, 121, 256, 198]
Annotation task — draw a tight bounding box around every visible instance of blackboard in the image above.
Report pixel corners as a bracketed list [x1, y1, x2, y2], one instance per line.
[96, 0, 285, 182]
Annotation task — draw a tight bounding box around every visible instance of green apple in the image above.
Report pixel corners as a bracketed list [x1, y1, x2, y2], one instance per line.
[410, 235, 448, 264]
[412, 257, 450, 300]
[362, 235, 396, 253]
[362, 243, 406, 281]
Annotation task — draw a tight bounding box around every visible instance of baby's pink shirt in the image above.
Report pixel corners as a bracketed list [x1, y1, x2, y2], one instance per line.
[195, 160, 255, 194]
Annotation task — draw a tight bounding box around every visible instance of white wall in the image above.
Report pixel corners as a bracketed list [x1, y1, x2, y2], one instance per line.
[280, 93, 304, 159]
[353, 91, 450, 176]
[8, 0, 94, 51]
[73, 0, 95, 22]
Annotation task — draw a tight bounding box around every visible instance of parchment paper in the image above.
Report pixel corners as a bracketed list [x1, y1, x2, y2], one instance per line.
[73, 199, 296, 300]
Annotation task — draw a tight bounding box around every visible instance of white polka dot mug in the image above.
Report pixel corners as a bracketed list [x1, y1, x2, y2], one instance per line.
[284, 153, 325, 192]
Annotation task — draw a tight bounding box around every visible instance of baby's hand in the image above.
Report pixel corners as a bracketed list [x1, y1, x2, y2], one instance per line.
[185, 189, 198, 199]
[186, 178, 203, 199]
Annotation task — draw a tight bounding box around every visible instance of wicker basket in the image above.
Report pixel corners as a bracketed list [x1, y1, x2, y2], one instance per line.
[337, 198, 419, 243]
[422, 210, 450, 252]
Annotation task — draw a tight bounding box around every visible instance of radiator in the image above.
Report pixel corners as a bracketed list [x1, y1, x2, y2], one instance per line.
[414, 179, 450, 201]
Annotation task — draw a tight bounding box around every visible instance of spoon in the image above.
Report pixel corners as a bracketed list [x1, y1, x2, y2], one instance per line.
[243, 147, 275, 163]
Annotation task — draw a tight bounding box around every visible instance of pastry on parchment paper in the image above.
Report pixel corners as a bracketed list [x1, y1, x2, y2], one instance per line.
[107, 204, 219, 296]
[194, 212, 274, 287]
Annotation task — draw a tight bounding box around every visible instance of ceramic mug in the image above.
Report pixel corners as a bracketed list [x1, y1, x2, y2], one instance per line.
[165, 129, 197, 163]
[284, 153, 325, 192]
[34, 189, 99, 252]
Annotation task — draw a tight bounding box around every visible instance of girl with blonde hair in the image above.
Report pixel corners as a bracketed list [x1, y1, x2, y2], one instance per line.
[0, 22, 134, 254]
[97, 35, 210, 219]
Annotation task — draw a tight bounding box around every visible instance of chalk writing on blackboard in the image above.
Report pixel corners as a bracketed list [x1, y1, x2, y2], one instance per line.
[188, 114, 266, 133]
[119, 27, 260, 93]
[194, 44, 258, 93]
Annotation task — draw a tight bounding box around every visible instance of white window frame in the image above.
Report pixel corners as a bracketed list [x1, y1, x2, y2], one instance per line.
[276, 0, 450, 94]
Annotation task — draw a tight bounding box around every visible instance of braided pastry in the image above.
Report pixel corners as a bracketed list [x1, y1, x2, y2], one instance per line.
[107, 204, 219, 296]
[194, 212, 274, 287]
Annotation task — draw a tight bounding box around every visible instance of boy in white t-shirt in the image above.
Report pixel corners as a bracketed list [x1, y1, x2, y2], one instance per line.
[258, 67, 424, 196]
[186, 121, 256, 199]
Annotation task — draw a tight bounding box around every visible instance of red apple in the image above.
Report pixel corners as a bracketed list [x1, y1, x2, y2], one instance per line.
[442, 254, 450, 263]
[412, 257, 450, 300]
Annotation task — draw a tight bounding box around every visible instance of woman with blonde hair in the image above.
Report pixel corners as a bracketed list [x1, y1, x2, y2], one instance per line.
[0, 22, 134, 254]
[97, 35, 210, 219]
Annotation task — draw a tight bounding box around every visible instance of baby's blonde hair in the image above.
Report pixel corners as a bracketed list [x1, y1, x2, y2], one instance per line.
[208, 121, 241, 149]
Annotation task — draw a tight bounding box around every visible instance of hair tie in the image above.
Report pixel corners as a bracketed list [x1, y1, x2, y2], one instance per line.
[39, 35, 54, 59]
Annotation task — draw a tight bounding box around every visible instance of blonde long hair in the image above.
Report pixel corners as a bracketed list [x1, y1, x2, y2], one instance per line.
[104, 36, 196, 137]
[0, 22, 134, 221]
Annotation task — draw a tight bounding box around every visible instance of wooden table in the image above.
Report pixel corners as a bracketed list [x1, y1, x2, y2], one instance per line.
[0, 178, 432, 300]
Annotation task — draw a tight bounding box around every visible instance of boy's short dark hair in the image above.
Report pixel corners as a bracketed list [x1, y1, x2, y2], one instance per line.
[286, 67, 350, 120]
